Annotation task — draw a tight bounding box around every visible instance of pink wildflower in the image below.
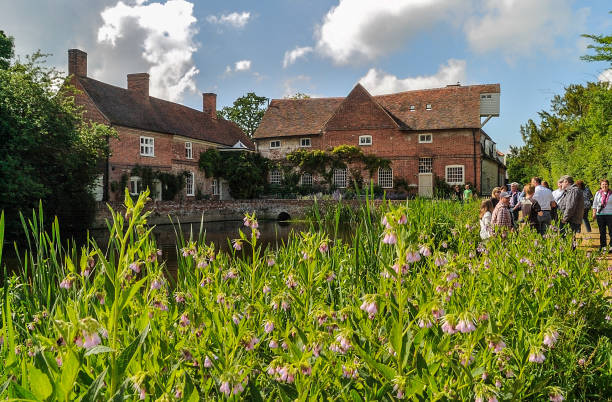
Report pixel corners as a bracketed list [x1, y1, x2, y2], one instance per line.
[441, 321, 456, 334]
[175, 294, 185, 303]
[59, 278, 72, 289]
[543, 330, 559, 348]
[232, 240, 242, 250]
[150, 279, 162, 290]
[406, 251, 421, 263]
[219, 381, 231, 396]
[342, 365, 359, 379]
[245, 336, 259, 351]
[419, 245, 431, 256]
[383, 232, 397, 245]
[179, 314, 190, 327]
[434, 257, 448, 267]
[203, 356, 213, 368]
[269, 340, 278, 349]
[528, 352, 546, 363]
[285, 274, 297, 289]
[456, 319, 476, 333]
[319, 242, 329, 253]
[129, 262, 140, 273]
[326, 272, 336, 282]
[488, 339, 506, 353]
[398, 214, 407, 224]
[264, 321, 274, 333]
[79, 331, 102, 349]
[549, 392, 564, 402]
[267, 259, 275, 266]
[263, 285, 271, 294]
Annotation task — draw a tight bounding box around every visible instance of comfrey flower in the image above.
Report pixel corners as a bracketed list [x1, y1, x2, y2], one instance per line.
[75, 331, 102, 349]
[264, 321, 274, 333]
[528, 350, 546, 363]
[383, 232, 398, 245]
[434, 256, 448, 267]
[360, 299, 378, 319]
[319, 242, 329, 253]
[263, 285, 271, 294]
[129, 262, 140, 273]
[419, 245, 431, 257]
[59, 277, 72, 290]
[441, 320, 456, 335]
[232, 239, 242, 251]
[326, 272, 336, 282]
[244, 335, 259, 351]
[398, 214, 407, 224]
[179, 314, 190, 327]
[549, 388, 564, 402]
[488, 339, 506, 353]
[406, 251, 421, 263]
[456, 317, 476, 333]
[342, 365, 359, 379]
[269, 340, 278, 349]
[285, 274, 298, 289]
[150, 278, 163, 290]
[543, 330, 559, 348]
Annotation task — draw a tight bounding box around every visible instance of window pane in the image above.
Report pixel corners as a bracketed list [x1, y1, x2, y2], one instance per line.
[301, 173, 313, 186]
[333, 168, 347, 188]
[419, 157, 432, 173]
[378, 168, 393, 188]
[270, 170, 282, 185]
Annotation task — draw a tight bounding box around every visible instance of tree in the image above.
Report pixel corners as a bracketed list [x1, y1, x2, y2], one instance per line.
[581, 13, 612, 64]
[0, 30, 14, 69]
[284, 92, 311, 99]
[199, 149, 270, 198]
[218, 92, 268, 138]
[0, 50, 114, 238]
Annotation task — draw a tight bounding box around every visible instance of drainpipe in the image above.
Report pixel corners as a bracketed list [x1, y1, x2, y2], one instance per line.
[472, 129, 478, 195]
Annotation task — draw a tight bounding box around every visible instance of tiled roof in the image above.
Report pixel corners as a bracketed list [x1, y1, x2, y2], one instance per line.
[254, 98, 343, 138]
[76, 76, 254, 149]
[253, 84, 500, 139]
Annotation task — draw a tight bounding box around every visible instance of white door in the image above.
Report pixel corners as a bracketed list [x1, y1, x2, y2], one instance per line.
[418, 173, 433, 197]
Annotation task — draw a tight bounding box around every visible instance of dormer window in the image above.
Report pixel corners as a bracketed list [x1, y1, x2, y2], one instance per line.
[419, 133, 432, 143]
[359, 135, 372, 146]
[426, 104, 432, 110]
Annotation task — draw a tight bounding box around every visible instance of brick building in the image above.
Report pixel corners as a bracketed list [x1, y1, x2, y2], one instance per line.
[254, 83, 505, 196]
[67, 49, 253, 202]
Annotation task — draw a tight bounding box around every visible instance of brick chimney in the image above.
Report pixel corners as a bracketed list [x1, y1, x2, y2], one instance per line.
[68, 49, 87, 77]
[203, 93, 217, 119]
[127, 73, 149, 98]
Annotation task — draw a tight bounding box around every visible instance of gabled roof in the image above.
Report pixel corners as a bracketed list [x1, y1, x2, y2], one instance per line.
[76, 76, 254, 149]
[253, 83, 500, 139]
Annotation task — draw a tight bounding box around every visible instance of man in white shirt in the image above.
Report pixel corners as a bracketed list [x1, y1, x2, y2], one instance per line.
[531, 176, 554, 234]
[551, 179, 564, 221]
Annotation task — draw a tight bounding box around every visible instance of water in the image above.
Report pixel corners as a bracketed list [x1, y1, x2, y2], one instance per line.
[90, 219, 309, 272]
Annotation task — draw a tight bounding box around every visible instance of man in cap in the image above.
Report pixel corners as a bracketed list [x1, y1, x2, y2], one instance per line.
[557, 175, 584, 235]
[492, 191, 513, 231]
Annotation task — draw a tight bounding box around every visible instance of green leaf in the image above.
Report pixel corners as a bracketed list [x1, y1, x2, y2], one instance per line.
[79, 367, 107, 402]
[119, 277, 147, 314]
[184, 372, 199, 402]
[350, 389, 364, 402]
[10, 381, 38, 401]
[354, 344, 396, 381]
[28, 365, 53, 400]
[84, 345, 115, 356]
[59, 351, 79, 399]
[117, 323, 150, 375]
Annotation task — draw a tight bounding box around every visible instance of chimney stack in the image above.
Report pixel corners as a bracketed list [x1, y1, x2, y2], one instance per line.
[127, 73, 150, 98]
[68, 49, 87, 77]
[203, 93, 217, 119]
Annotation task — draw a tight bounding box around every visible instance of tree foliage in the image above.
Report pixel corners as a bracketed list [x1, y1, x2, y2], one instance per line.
[199, 149, 270, 199]
[218, 92, 268, 138]
[0, 30, 14, 69]
[287, 145, 391, 189]
[0, 49, 114, 238]
[506, 82, 611, 187]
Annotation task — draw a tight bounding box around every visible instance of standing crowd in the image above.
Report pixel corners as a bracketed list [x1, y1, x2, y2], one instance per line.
[476, 177, 611, 253]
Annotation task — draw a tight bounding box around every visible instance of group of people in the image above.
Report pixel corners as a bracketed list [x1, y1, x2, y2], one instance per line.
[478, 176, 612, 252]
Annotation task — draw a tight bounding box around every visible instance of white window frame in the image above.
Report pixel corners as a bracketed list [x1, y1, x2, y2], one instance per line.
[140, 136, 155, 157]
[359, 135, 372, 146]
[409, 105, 415, 112]
[270, 169, 282, 185]
[212, 178, 219, 196]
[129, 176, 142, 196]
[185, 141, 193, 159]
[418, 133, 433, 143]
[445, 165, 465, 185]
[378, 167, 393, 189]
[300, 138, 311, 148]
[270, 140, 281, 149]
[333, 168, 347, 188]
[300, 173, 313, 186]
[186, 172, 195, 196]
[418, 157, 433, 173]
[425, 104, 432, 111]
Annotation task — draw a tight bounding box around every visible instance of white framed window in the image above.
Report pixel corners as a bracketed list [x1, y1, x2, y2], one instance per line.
[409, 105, 415, 112]
[129, 176, 142, 195]
[419, 133, 432, 143]
[359, 135, 372, 146]
[270, 169, 282, 185]
[186, 172, 195, 196]
[270, 140, 281, 149]
[212, 179, 219, 195]
[418, 157, 433, 173]
[300, 138, 311, 147]
[445, 165, 465, 185]
[185, 142, 193, 159]
[378, 167, 393, 189]
[300, 173, 313, 186]
[140, 136, 154, 156]
[425, 104, 432, 110]
[333, 168, 347, 188]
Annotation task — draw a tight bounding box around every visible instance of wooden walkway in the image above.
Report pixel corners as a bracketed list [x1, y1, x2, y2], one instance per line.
[576, 223, 612, 268]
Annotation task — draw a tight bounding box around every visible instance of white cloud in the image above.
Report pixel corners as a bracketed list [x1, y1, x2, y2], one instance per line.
[234, 60, 251, 71]
[315, 0, 453, 65]
[283, 46, 313, 68]
[96, 0, 199, 102]
[359, 59, 467, 95]
[206, 12, 251, 28]
[464, 0, 588, 60]
[282, 75, 314, 98]
[599, 69, 612, 84]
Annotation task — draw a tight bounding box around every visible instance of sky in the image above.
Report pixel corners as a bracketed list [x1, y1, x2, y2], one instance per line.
[1, 0, 610, 152]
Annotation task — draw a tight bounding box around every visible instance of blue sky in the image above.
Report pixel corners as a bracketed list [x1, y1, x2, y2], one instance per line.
[1, 0, 610, 151]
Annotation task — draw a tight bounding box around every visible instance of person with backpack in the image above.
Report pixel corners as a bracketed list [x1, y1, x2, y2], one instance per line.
[575, 180, 592, 233]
